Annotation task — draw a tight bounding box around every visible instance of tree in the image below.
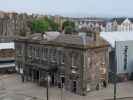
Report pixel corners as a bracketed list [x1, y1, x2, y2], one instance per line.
[31, 19, 49, 33]
[64, 26, 73, 34]
[62, 21, 75, 34]
[62, 21, 75, 30]
[47, 18, 59, 31]
[31, 17, 59, 33]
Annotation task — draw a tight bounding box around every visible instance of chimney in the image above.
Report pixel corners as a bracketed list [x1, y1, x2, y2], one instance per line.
[41, 32, 46, 39]
[93, 32, 100, 41]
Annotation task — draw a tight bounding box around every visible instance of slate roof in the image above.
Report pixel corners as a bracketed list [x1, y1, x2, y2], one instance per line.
[49, 34, 109, 49]
[112, 17, 126, 25]
[111, 17, 133, 25]
[129, 18, 133, 22]
[16, 32, 109, 49]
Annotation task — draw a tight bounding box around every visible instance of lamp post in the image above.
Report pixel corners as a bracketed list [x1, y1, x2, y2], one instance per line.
[60, 76, 64, 100]
[46, 74, 51, 100]
[114, 41, 117, 100]
[114, 70, 117, 100]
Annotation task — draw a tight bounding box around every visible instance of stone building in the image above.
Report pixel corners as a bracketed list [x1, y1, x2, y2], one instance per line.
[67, 17, 106, 32]
[101, 32, 133, 82]
[15, 32, 109, 95]
[104, 18, 133, 32]
[0, 11, 33, 37]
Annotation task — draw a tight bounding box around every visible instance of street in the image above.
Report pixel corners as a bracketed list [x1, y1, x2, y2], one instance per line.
[0, 74, 132, 100]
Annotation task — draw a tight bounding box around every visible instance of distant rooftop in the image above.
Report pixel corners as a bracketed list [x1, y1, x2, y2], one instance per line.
[101, 32, 133, 47]
[0, 42, 14, 50]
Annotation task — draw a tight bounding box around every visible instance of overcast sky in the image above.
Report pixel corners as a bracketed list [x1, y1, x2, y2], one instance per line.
[0, 0, 133, 17]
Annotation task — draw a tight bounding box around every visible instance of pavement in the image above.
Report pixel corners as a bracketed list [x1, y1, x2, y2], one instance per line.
[0, 74, 132, 100]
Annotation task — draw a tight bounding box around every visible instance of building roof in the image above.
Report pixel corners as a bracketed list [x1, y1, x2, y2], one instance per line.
[112, 18, 126, 25]
[29, 31, 60, 41]
[16, 32, 109, 49]
[0, 42, 14, 50]
[129, 18, 133, 22]
[40, 33, 109, 49]
[100, 32, 133, 47]
[0, 63, 15, 69]
[0, 57, 14, 62]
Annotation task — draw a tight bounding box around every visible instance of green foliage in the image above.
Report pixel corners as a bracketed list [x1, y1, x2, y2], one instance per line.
[64, 26, 73, 34]
[31, 17, 59, 33]
[31, 19, 49, 33]
[47, 18, 59, 31]
[62, 21, 75, 29]
[62, 21, 75, 34]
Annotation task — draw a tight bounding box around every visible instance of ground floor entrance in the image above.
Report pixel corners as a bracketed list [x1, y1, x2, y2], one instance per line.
[23, 67, 62, 87]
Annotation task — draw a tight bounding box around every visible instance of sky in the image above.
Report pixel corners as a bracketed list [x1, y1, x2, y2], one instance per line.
[0, 0, 133, 17]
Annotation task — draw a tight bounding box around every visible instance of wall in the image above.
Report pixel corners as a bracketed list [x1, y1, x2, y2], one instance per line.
[0, 12, 33, 37]
[116, 40, 133, 75]
[85, 47, 109, 92]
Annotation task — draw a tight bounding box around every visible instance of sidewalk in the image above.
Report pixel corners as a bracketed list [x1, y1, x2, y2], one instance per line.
[0, 74, 133, 100]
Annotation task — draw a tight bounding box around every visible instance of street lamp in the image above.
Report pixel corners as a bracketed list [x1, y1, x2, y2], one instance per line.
[60, 75, 64, 100]
[114, 41, 117, 100]
[45, 74, 51, 100]
[108, 69, 117, 100]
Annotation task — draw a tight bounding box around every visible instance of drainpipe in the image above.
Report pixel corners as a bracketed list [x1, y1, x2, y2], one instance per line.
[80, 34, 87, 96]
[114, 41, 117, 100]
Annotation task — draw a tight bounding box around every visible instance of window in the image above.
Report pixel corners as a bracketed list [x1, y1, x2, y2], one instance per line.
[61, 53, 65, 64]
[59, 51, 64, 64]
[16, 44, 22, 56]
[72, 54, 77, 68]
[123, 46, 128, 70]
[52, 49, 56, 62]
[42, 48, 48, 60]
[37, 48, 40, 58]
[28, 46, 32, 57]
[58, 50, 64, 64]
[71, 69, 77, 74]
[33, 48, 36, 57]
[50, 48, 56, 62]
[71, 54, 78, 74]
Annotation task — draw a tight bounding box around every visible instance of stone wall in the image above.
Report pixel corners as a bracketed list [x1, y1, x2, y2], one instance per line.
[64, 48, 83, 95]
[85, 48, 109, 92]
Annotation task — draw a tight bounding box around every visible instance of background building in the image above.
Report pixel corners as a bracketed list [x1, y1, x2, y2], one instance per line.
[0, 42, 15, 73]
[67, 17, 106, 32]
[101, 32, 133, 81]
[104, 18, 133, 32]
[0, 11, 33, 37]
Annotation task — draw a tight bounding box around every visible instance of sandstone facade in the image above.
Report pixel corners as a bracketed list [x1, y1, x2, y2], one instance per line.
[15, 33, 109, 95]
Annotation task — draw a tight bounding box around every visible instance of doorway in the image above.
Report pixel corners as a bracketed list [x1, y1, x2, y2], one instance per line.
[72, 81, 77, 93]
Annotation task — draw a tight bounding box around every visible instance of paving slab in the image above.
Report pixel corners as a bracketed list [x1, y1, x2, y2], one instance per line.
[0, 74, 132, 100]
